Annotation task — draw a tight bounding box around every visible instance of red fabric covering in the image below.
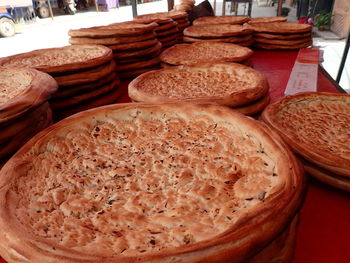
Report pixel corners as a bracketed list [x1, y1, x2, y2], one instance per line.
[0, 50, 349, 263]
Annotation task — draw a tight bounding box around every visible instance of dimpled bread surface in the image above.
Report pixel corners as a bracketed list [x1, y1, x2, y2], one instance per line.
[0, 103, 304, 262]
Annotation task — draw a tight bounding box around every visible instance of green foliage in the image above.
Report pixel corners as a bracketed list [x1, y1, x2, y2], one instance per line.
[314, 10, 333, 27]
[281, 7, 290, 17]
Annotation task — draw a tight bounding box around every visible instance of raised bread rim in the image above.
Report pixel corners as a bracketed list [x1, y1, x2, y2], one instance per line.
[0, 45, 113, 74]
[193, 16, 250, 26]
[261, 91, 350, 177]
[0, 67, 57, 122]
[0, 103, 304, 263]
[128, 63, 269, 107]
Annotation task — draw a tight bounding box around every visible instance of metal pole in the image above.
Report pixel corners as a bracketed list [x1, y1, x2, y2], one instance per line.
[47, 0, 54, 19]
[131, 0, 137, 17]
[167, 0, 174, 11]
[336, 30, 350, 84]
[94, 0, 99, 13]
[213, 0, 216, 15]
[222, 0, 226, 15]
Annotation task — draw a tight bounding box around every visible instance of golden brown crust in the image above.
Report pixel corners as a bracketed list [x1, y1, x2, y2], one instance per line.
[154, 21, 178, 32]
[135, 11, 187, 21]
[248, 16, 287, 24]
[254, 36, 311, 46]
[160, 42, 254, 66]
[193, 16, 249, 26]
[302, 158, 350, 192]
[0, 45, 113, 74]
[245, 22, 312, 34]
[113, 42, 162, 60]
[261, 92, 350, 177]
[50, 79, 120, 109]
[128, 63, 269, 107]
[183, 34, 253, 43]
[69, 32, 157, 46]
[253, 40, 312, 50]
[233, 93, 270, 116]
[0, 103, 304, 263]
[254, 31, 312, 40]
[116, 57, 161, 71]
[107, 38, 158, 51]
[184, 24, 252, 38]
[156, 27, 179, 37]
[119, 66, 162, 79]
[68, 23, 157, 38]
[0, 67, 57, 122]
[54, 61, 116, 87]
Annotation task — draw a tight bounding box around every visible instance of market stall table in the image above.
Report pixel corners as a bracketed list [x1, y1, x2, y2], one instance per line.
[0, 50, 348, 263]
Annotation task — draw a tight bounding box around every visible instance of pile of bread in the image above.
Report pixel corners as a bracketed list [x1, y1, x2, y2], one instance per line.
[0, 45, 120, 121]
[0, 67, 57, 164]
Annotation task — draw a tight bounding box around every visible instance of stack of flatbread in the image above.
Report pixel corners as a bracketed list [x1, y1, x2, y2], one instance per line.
[262, 92, 350, 192]
[183, 24, 254, 46]
[174, 0, 195, 11]
[69, 22, 162, 79]
[0, 45, 120, 121]
[193, 15, 249, 26]
[245, 22, 313, 50]
[129, 63, 270, 115]
[135, 11, 190, 45]
[248, 16, 287, 24]
[160, 42, 254, 67]
[0, 67, 57, 163]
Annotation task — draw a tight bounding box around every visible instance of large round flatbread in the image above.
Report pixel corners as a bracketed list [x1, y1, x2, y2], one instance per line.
[254, 40, 312, 50]
[248, 16, 287, 24]
[128, 63, 269, 107]
[107, 38, 158, 52]
[68, 22, 157, 38]
[69, 32, 157, 46]
[0, 102, 304, 263]
[254, 32, 312, 40]
[114, 42, 162, 60]
[184, 24, 252, 38]
[193, 16, 249, 26]
[118, 66, 161, 79]
[261, 92, 350, 177]
[183, 34, 253, 43]
[116, 57, 160, 72]
[254, 37, 311, 46]
[245, 22, 312, 34]
[233, 93, 270, 116]
[135, 11, 188, 21]
[160, 42, 253, 66]
[0, 67, 57, 122]
[0, 45, 113, 74]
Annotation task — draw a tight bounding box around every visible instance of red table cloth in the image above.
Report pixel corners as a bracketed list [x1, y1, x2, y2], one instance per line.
[0, 50, 349, 263]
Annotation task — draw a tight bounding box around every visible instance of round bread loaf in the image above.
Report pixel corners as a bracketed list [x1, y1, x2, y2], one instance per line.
[261, 92, 350, 177]
[160, 42, 253, 66]
[128, 63, 269, 107]
[245, 22, 312, 34]
[248, 16, 287, 24]
[0, 45, 113, 74]
[193, 16, 249, 26]
[0, 103, 304, 263]
[135, 11, 188, 21]
[0, 67, 57, 121]
[184, 24, 252, 38]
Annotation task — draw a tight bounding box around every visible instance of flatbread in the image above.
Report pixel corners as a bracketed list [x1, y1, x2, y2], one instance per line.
[0, 67, 57, 122]
[135, 11, 188, 21]
[51, 73, 118, 99]
[0, 102, 304, 263]
[51, 79, 120, 109]
[133, 17, 173, 25]
[245, 22, 312, 34]
[0, 45, 113, 74]
[69, 32, 157, 45]
[233, 93, 270, 115]
[107, 38, 158, 52]
[254, 40, 312, 50]
[54, 60, 116, 87]
[261, 92, 350, 177]
[128, 63, 269, 107]
[157, 34, 178, 43]
[254, 36, 312, 46]
[248, 16, 287, 24]
[156, 27, 179, 37]
[161, 39, 179, 49]
[193, 16, 249, 26]
[116, 50, 161, 64]
[183, 34, 253, 43]
[68, 22, 157, 38]
[154, 21, 178, 32]
[254, 32, 312, 40]
[113, 42, 161, 60]
[236, 38, 255, 47]
[160, 42, 254, 66]
[184, 24, 253, 38]
[302, 158, 350, 192]
[116, 57, 161, 72]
